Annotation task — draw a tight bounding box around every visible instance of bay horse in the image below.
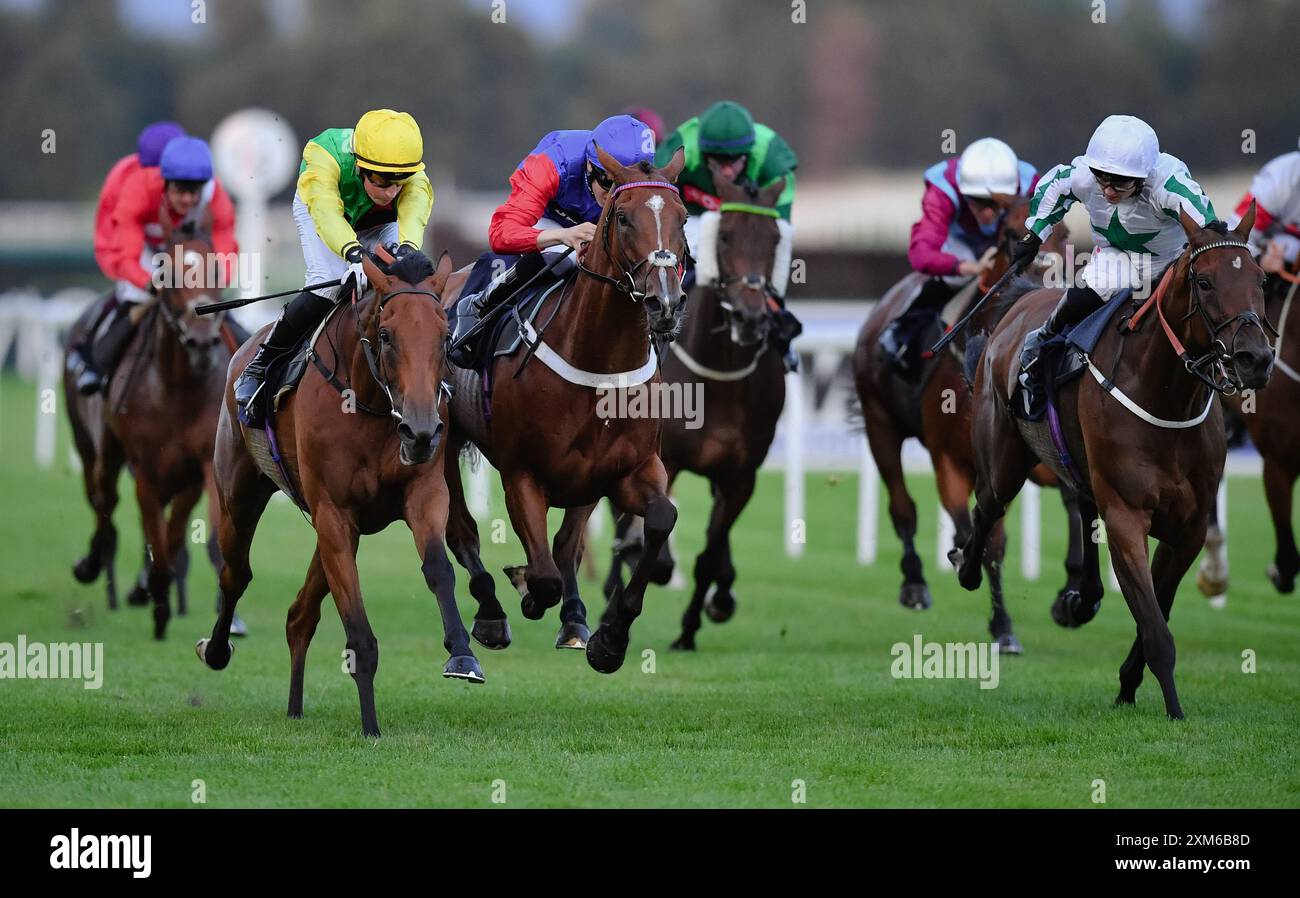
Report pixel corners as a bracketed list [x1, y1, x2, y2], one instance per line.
[1197, 254, 1300, 599]
[64, 230, 234, 639]
[196, 248, 474, 738]
[602, 166, 788, 651]
[959, 206, 1274, 718]
[852, 203, 1079, 652]
[440, 145, 688, 672]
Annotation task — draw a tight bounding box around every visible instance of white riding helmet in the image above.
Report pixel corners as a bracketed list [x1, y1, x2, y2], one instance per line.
[1083, 114, 1159, 179]
[957, 138, 1021, 198]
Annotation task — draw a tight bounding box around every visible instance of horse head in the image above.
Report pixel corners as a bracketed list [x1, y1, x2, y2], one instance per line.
[591, 143, 689, 338]
[359, 247, 454, 466]
[1177, 202, 1274, 392]
[155, 227, 226, 373]
[706, 159, 784, 347]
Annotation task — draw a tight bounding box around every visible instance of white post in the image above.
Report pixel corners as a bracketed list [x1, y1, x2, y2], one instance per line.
[587, 497, 606, 540]
[857, 435, 878, 565]
[1108, 546, 1120, 590]
[936, 504, 955, 571]
[34, 329, 58, 469]
[784, 369, 805, 558]
[1020, 482, 1041, 581]
[467, 455, 490, 520]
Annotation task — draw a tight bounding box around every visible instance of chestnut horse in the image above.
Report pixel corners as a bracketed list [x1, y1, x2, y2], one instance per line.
[852, 204, 1078, 652]
[196, 249, 474, 738]
[603, 167, 789, 650]
[959, 207, 1274, 718]
[64, 232, 234, 638]
[440, 146, 688, 673]
[1198, 255, 1300, 599]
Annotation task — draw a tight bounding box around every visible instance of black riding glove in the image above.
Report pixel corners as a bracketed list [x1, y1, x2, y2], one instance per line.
[343, 244, 364, 264]
[1011, 233, 1042, 272]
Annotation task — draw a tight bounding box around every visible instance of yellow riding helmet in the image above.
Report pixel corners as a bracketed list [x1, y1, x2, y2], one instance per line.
[352, 109, 425, 174]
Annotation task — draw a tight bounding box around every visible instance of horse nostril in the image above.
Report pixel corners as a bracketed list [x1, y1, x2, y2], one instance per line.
[397, 422, 416, 444]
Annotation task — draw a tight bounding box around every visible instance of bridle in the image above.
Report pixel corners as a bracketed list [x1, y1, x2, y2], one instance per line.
[1179, 239, 1277, 396]
[708, 201, 783, 345]
[576, 179, 686, 303]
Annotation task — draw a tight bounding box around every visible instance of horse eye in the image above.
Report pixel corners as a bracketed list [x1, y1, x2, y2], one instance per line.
[1197, 276, 1213, 291]
[379, 329, 391, 344]
[616, 210, 629, 226]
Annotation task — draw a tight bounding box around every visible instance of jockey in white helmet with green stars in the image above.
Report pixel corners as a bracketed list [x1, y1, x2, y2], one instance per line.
[1013, 114, 1217, 382]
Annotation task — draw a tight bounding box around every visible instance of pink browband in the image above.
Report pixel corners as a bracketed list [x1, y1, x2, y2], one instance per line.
[609, 180, 680, 198]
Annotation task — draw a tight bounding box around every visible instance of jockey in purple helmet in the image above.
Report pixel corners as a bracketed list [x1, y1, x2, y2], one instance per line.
[448, 114, 657, 360]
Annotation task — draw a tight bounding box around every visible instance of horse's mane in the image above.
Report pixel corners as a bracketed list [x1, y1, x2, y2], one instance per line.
[377, 248, 435, 286]
[985, 274, 1040, 322]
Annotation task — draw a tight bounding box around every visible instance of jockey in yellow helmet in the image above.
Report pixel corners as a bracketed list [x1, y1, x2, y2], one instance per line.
[235, 109, 433, 425]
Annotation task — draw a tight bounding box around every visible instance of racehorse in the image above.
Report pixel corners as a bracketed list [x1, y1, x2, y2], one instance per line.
[1197, 254, 1300, 599]
[64, 229, 234, 639]
[196, 248, 474, 738]
[602, 165, 788, 650]
[440, 145, 688, 673]
[852, 202, 1080, 652]
[959, 206, 1274, 718]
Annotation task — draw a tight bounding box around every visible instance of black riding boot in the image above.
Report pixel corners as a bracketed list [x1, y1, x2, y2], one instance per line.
[76, 308, 137, 396]
[880, 277, 956, 379]
[1018, 286, 1104, 374]
[768, 297, 803, 373]
[234, 289, 335, 426]
[449, 252, 553, 369]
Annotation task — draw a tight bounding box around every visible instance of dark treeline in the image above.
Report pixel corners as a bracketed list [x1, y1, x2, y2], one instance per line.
[3, 0, 1298, 202]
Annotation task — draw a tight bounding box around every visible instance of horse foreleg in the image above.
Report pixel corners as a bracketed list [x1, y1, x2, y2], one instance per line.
[133, 475, 175, 640]
[408, 480, 485, 685]
[672, 470, 756, 651]
[286, 548, 328, 718]
[1053, 492, 1104, 628]
[958, 391, 1034, 593]
[75, 432, 126, 611]
[588, 457, 675, 674]
[502, 471, 562, 622]
[603, 511, 633, 606]
[165, 479, 203, 618]
[1263, 458, 1300, 593]
[865, 411, 928, 610]
[444, 438, 509, 649]
[314, 502, 381, 737]
[552, 504, 597, 650]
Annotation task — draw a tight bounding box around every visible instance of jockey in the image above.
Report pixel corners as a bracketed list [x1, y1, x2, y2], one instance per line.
[447, 114, 656, 364]
[1228, 145, 1300, 276]
[880, 137, 1039, 378]
[72, 136, 237, 395]
[235, 109, 433, 425]
[1014, 115, 1217, 401]
[656, 100, 802, 370]
[69, 122, 187, 390]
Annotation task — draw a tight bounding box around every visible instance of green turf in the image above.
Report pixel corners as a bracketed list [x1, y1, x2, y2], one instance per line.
[0, 374, 1297, 808]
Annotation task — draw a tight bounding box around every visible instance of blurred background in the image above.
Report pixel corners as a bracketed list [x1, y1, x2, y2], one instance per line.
[1, 0, 1297, 295]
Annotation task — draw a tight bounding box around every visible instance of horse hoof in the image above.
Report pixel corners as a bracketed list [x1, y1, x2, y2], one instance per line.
[1196, 568, 1228, 598]
[669, 634, 696, 651]
[898, 582, 932, 611]
[703, 585, 736, 623]
[649, 558, 676, 587]
[555, 621, 589, 650]
[1206, 593, 1227, 609]
[195, 638, 234, 670]
[585, 626, 627, 674]
[957, 565, 983, 592]
[72, 555, 101, 584]
[229, 614, 249, 638]
[126, 584, 149, 607]
[1113, 693, 1135, 707]
[996, 632, 1023, 655]
[472, 618, 512, 650]
[1266, 563, 1296, 594]
[520, 593, 546, 621]
[443, 655, 486, 684]
[1050, 589, 1100, 628]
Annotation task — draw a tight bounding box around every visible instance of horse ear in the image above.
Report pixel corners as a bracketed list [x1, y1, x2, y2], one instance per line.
[758, 177, 786, 209]
[1234, 199, 1257, 240]
[361, 254, 391, 296]
[1178, 205, 1203, 240]
[660, 146, 686, 184]
[594, 144, 632, 184]
[430, 251, 453, 293]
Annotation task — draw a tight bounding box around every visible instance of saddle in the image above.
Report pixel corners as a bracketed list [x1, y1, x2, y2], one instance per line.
[451, 252, 569, 376]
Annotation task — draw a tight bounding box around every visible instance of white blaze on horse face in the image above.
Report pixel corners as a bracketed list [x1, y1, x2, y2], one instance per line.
[646, 194, 665, 251]
[1233, 255, 1242, 269]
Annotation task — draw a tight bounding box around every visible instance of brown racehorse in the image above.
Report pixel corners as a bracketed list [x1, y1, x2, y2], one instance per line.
[852, 204, 1078, 652]
[65, 231, 234, 638]
[959, 206, 1274, 718]
[196, 249, 474, 738]
[440, 146, 688, 673]
[1198, 255, 1300, 598]
[602, 167, 788, 650]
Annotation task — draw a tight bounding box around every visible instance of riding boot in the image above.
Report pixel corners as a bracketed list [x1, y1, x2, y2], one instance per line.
[1018, 286, 1104, 375]
[767, 296, 803, 373]
[234, 289, 335, 426]
[77, 308, 136, 396]
[449, 252, 553, 368]
[68, 292, 121, 394]
[881, 277, 956, 379]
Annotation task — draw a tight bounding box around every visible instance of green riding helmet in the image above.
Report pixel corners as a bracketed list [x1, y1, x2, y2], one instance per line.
[698, 101, 756, 157]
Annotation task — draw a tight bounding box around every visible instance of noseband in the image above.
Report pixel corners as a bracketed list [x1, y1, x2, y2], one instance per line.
[1182, 239, 1277, 396]
[577, 180, 685, 303]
